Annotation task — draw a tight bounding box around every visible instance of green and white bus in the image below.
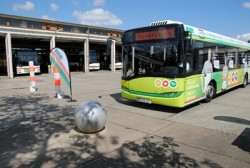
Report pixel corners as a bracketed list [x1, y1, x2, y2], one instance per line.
[121, 20, 250, 107]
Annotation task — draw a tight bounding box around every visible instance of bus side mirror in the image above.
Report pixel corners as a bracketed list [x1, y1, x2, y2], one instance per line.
[184, 31, 193, 48]
[184, 31, 189, 37]
[189, 37, 193, 48]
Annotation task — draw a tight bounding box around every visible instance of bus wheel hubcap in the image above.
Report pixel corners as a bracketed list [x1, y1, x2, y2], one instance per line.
[207, 85, 213, 98]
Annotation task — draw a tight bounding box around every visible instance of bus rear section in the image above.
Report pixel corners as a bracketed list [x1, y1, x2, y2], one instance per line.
[15, 50, 40, 75]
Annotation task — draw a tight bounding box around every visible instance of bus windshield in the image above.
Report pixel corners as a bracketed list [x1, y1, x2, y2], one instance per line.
[122, 25, 187, 79]
[16, 50, 39, 66]
[89, 51, 99, 63]
[123, 41, 182, 78]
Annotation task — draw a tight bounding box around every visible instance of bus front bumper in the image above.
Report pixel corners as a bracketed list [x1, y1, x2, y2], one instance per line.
[121, 89, 185, 108]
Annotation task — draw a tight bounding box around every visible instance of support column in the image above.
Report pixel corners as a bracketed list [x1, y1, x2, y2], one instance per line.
[84, 39, 89, 73]
[110, 40, 116, 72]
[50, 35, 55, 49]
[5, 33, 13, 79]
[49, 36, 56, 74]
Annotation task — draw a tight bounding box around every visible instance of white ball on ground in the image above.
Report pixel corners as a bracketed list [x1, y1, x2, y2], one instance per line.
[74, 100, 107, 133]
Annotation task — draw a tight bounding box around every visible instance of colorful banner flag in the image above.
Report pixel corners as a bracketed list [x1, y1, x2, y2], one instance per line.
[50, 48, 72, 100]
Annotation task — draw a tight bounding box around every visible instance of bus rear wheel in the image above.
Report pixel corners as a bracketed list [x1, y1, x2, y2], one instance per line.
[205, 82, 215, 103]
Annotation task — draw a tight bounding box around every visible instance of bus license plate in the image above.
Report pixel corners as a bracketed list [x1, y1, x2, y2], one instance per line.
[136, 98, 152, 104]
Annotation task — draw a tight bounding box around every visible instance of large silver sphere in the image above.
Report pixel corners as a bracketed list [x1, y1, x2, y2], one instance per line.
[74, 101, 107, 133]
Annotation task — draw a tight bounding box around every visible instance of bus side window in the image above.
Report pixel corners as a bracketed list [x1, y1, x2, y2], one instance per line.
[193, 48, 201, 71]
[247, 53, 250, 67]
[193, 41, 204, 72]
[227, 52, 236, 69]
[239, 52, 247, 68]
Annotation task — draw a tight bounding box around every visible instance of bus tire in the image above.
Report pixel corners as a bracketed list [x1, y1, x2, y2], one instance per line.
[242, 74, 248, 88]
[205, 82, 215, 103]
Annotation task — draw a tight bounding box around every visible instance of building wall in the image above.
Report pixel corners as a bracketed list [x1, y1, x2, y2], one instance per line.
[0, 14, 123, 78]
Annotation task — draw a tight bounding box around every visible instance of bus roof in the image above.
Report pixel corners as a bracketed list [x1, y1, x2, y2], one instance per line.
[150, 20, 250, 50]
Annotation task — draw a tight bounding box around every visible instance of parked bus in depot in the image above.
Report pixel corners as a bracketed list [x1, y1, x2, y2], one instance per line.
[14, 50, 40, 75]
[109, 51, 123, 70]
[106, 38, 123, 70]
[121, 20, 250, 108]
[89, 50, 100, 70]
[114, 51, 123, 69]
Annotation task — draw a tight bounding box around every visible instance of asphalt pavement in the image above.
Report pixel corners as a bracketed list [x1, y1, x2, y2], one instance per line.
[0, 71, 249, 168]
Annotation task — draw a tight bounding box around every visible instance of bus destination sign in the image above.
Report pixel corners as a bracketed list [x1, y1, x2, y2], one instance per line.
[135, 29, 175, 41]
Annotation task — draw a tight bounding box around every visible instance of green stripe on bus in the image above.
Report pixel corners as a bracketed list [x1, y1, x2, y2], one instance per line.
[123, 88, 184, 98]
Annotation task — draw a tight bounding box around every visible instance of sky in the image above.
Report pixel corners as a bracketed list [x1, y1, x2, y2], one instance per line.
[0, 0, 250, 42]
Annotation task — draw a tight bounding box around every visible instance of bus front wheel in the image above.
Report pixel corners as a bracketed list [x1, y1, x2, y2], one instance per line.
[205, 82, 215, 103]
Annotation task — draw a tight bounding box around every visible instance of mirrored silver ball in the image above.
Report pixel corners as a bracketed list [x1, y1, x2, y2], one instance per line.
[74, 101, 107, 133]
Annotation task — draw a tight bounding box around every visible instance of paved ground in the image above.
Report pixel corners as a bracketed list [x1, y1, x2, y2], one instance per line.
[0, 71, 249, 168]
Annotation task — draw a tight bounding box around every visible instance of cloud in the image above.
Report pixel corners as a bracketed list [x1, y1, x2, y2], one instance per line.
[243, 2, 250, 8]
[50, 3, 59, 11]
[12, 1, 34, 11]
[236, 33, 250, 42]
[73, 8, 123, 26]
[93, 0, 105, 6]
[41, 15, 54, 20]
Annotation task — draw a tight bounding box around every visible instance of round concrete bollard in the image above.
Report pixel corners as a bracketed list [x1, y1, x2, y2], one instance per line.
[74, 100, 107, 133]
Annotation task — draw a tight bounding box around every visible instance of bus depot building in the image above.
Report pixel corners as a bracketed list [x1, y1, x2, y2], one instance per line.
[0, 14, 123, 79]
